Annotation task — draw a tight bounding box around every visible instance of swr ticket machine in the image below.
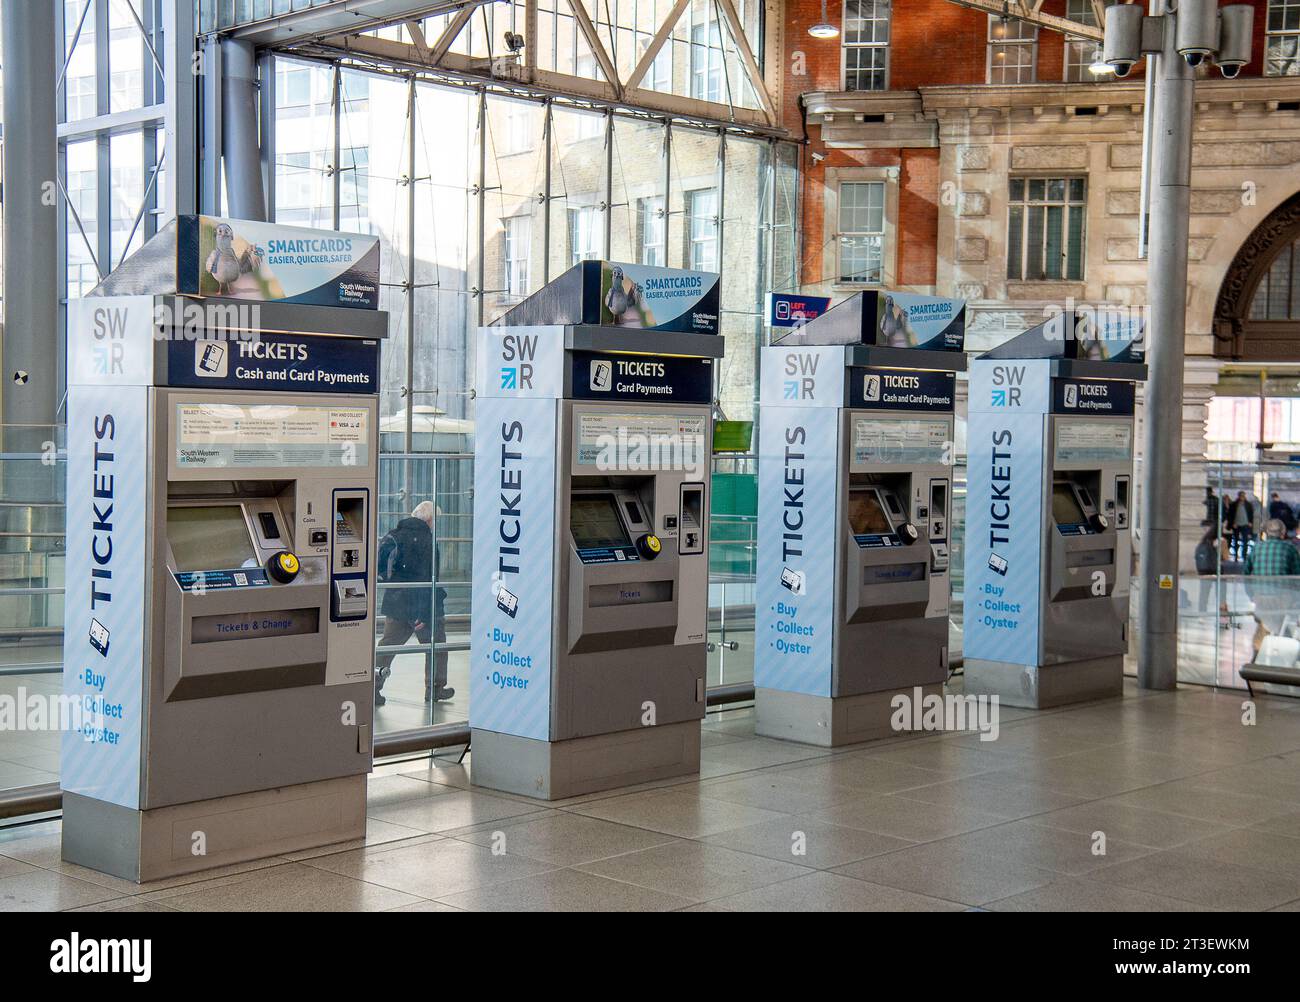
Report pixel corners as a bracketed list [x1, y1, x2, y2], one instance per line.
[963, 313, 1146, 708]
[755, 292, 966, 745]
[470, 260, 722, 799]
[61, 217, 384, 881]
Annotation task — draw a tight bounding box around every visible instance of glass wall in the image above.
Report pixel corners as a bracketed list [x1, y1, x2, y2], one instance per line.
[260, 56, 799, 734]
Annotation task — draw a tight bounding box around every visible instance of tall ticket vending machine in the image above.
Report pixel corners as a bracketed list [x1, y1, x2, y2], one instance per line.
[755, 292, 966, 746]
[963, 313, 1146, 708]
[61, 217, 384, 881]
[470, 261, 722, 799]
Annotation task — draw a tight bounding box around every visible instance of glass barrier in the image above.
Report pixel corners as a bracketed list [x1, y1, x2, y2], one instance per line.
[0, 425, 67, 793]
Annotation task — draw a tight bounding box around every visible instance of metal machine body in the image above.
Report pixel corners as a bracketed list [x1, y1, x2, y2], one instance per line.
[963, 313, 1146, 708]
[60, 218, 384, 881]
[469, 261, 723, 799]
[754, 292, 966, 746]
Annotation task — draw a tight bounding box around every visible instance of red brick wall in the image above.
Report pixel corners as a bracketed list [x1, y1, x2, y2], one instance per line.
[898, 148, 939, 287]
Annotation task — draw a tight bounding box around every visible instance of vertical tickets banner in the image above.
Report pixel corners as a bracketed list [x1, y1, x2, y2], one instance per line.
[62, 384, 149, 809]
[470, 325, 562, 741]
[963, 359, 1050, 668]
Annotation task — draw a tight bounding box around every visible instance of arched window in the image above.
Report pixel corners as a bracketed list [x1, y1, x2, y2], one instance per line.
[1214, 193, 1300, 359]
[1249, 237, 1300, 320]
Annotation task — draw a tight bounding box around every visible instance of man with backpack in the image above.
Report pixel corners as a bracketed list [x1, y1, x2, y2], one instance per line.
[375, 501, 453, 707]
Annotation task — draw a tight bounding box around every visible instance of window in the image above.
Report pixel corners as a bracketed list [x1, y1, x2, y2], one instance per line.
[1064, 0, 1114, 81]
[638, 196, 666, 266]
[504, 215, 531, 298]
[1007, 177, 1087, 281]
[569, 205, 601, 266]
[1266, 0, 1300, 76]
[501, 101, 534, 154]
[838, 181, 885, 284]
[687, 189, 718, 271]
[690, 20, 723, 103]
[277, 65, 314, 108]
[843, 0, 891, 91]
[1250, 238, 1300, 319]
[638, 35, 673, 92]
[988, 15, 1037, 84]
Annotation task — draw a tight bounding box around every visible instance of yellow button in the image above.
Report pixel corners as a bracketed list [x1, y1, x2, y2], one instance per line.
[646, 535, 661, 553]
[279, 552, 299, 573]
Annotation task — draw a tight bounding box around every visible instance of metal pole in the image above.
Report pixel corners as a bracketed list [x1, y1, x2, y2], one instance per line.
[405, 77, 417, 467]
[1, 0, 59, 437]
[1137, 12, 1193, 691]
[220, 38, 267, 220]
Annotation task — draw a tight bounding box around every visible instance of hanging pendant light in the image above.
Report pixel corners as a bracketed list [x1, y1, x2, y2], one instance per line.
[808, 0, 839, 38]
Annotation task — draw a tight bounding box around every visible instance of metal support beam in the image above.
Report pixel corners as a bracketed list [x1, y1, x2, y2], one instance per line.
[567, 0, 622, 100]
[2, 0, 60, 433]
[626, 0, 690, 90]
[945, 0, 1103, 40]
[221, 39, 269, 220]
[714, 0, 776, 123]
[1137, 15, 1191, 692]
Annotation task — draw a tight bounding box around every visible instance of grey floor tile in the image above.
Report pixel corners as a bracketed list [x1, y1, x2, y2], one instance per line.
[572, 789, 788, 838]
[437, 866, 696, 911]
[65, 898, 181, 912]
[813, 793, 1007, 842]
[1090, 849, 1300, 910]
[998, 744, 1213, 799]
[834, 842, 1059, 906]
[775, 754, 948, 795]
[1270, 899, 1300, 912]
[1177, 826, 1300, 880]
[0, 869, 123, 912]
[1107, 779, 1291, 827]
[1035, 799, 1234, 849]
[855, 739, 1031, 776]
[576, 840, 811, 903]
[1253, 810, 1300, 839]
[366, 774, 460, 808]
[279, 818, 430, 861]
[453, 813, 678, 866]
[699, 771, 863, 813]
[385, 900, 464, 912]
[160, 861, 423, 912]
[303, 835, 556, 899]
[709, 870, 965, 912]
[987, 877, 1219, 912]
[700, 816, 913, 870]
[892, 772, 1087, 820]
[367, 789, 551, 834]
[936, 818, 1154, 875]
[0, 855, 39, 880]
[698, 737, 831, 777]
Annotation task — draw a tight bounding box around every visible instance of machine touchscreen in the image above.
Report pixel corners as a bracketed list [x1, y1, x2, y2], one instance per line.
[847, 489, 893, 535]
[168, 505, 259, 571]
[570, 496, 631, 550]
[1051, 484, 1088, 527]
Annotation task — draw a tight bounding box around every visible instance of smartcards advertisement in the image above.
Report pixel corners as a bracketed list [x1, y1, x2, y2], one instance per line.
[599, 262, 719, 334]
[874, 292, 965, 352]
[178, 215, 380, 309]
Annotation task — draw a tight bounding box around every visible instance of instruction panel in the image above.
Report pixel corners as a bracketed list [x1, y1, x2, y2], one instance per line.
[852, 416, 949, 466]
[575, 411, 706, 470]
[175, 402, 369, 468]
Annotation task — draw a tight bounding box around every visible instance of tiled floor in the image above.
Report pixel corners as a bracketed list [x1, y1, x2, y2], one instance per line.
[3, 679, 1300, 912]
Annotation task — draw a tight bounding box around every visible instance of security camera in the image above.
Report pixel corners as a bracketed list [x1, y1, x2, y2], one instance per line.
[1176, 0, 1218, 68]
[1216, 5, 1254, 78]
[504, 31, 525, 53]
[1103, 4, 1142, 76]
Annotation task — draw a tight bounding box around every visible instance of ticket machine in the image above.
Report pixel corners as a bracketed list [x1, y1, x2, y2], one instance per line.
[754, 292, 966, 745]
[963, 312, 1146, 708]
[470, 260, 722, 799]
[61, 217, 384, 881]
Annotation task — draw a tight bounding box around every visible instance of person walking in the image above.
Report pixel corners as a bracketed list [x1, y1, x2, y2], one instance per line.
[375, 501, 454, 707]
[1269, 492, 1297, 535]
[1226, 490, 1256, 560]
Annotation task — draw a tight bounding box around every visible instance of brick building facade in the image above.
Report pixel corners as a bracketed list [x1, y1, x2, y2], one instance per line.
[779, 0, 1300, 562]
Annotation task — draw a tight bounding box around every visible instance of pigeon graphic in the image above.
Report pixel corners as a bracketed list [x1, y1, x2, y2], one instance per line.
[605, 266, 632, 319]
[879, 295, 913, 348]
[205, 222, 264, 295]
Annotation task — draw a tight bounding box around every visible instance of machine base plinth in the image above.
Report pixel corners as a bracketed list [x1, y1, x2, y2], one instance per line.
[755, 685, 944, 747]
[61, 774, 367, 884]
[469, 721, 701, 800]
[962, 656, 1124, 709]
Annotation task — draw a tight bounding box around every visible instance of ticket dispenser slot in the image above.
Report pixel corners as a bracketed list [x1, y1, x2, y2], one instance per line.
[331, 491, 370, 621]
[679, 482, 705, 555]
[568, 483, 678, 654]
